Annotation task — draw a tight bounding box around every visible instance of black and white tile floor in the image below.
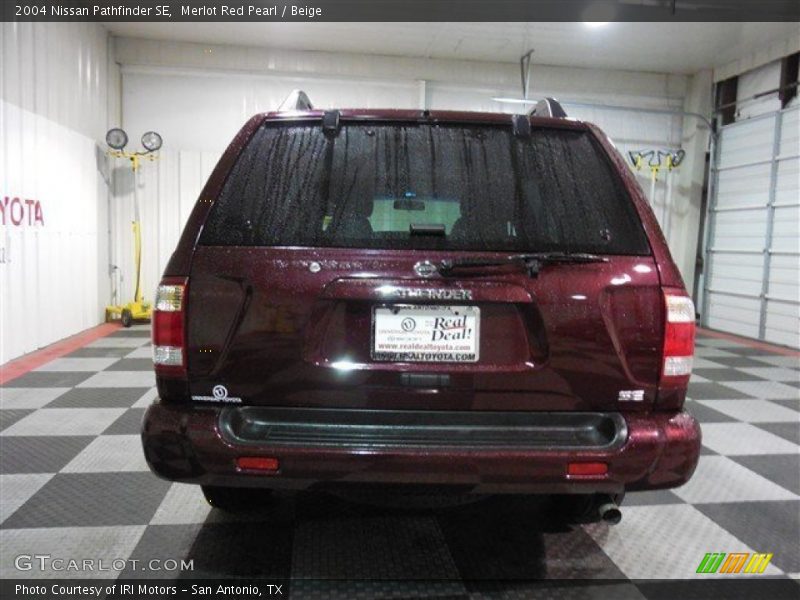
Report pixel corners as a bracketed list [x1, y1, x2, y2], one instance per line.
[1, 326, 798, 598]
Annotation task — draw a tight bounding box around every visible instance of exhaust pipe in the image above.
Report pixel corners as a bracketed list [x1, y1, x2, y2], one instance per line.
[597, 497, 622, 524]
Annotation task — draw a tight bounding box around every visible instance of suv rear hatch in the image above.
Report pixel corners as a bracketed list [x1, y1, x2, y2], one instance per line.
[182, 115, 663, 413]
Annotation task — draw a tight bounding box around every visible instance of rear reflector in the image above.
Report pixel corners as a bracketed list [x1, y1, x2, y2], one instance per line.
[152, 278, 187, 377]
[661, 291, 696, 384]
[567, 462, 608, 476]
[236, 457, 280, 472]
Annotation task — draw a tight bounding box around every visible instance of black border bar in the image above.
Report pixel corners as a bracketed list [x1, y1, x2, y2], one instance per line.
[1, 578, 799, 599]
[3, 1, 799, 22]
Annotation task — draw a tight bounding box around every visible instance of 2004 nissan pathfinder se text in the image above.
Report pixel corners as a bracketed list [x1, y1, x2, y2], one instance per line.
[142, 99, 701, 524]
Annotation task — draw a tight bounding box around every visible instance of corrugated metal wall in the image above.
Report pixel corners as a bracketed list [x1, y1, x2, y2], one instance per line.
[0, 22, 119, 363]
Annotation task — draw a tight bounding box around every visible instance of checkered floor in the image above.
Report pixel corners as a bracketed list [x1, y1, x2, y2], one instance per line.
[1, 326, 798, 597]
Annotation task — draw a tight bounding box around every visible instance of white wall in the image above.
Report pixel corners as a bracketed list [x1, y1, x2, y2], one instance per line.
[0, 22, 119, 363]
[114, 37, 697, 305]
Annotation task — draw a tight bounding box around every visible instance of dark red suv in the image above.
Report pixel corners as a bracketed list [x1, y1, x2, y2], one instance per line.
[142, 101, 701, 522]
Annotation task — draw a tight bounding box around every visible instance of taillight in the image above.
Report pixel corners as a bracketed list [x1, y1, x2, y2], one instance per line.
[152, 277, 187, 377]
[661, 290, 695, 385]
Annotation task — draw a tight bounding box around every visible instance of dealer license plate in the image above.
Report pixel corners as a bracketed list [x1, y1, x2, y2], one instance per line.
[372, 305, 480, 363]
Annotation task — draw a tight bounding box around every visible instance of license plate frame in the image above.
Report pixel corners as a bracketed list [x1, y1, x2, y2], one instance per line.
[371, 304, 480, 363]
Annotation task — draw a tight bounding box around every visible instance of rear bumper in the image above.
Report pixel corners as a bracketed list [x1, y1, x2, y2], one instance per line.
[141, 403, 701, 494]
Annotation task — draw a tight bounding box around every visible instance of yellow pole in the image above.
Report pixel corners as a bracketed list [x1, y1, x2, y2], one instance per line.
[131, 154, 143, 307]
[132, 221, 142, 305]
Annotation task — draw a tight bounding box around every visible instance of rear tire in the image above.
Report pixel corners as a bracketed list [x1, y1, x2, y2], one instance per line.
[201, 486, 273, 513]
[121, 309, 133, 328]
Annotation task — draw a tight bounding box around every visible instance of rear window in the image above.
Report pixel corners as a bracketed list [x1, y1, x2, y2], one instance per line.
[200, 121, 650, 254]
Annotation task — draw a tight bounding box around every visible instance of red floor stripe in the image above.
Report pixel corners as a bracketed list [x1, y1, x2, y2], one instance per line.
[697, 327, 800, 358]
[0, 323, 123, 385]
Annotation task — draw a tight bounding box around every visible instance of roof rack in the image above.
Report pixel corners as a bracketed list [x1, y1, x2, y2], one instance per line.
[277, 89, 314, 112]
[276, 88, 568, 121]
[529, 97, 568, 119]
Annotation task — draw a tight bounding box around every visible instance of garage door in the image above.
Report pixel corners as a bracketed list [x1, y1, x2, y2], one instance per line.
[702, 105, 800, 349]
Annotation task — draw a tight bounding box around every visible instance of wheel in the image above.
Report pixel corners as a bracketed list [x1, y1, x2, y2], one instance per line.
[201, 485, 273, 513]
[121, 308, 133, 328]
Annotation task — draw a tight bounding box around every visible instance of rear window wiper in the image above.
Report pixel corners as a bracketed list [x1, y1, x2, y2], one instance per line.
[438, 252, 608, 278]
